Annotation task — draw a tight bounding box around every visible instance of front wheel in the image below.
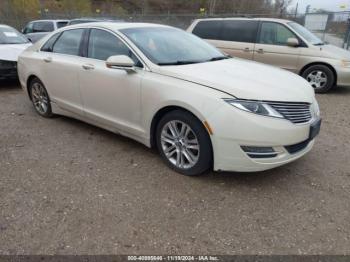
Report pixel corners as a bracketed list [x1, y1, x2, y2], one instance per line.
[302, 65, 335, 93]
[156, 110, 212, 176]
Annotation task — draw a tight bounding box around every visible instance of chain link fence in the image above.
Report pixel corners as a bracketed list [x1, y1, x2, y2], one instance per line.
[1, 8, 350, 49]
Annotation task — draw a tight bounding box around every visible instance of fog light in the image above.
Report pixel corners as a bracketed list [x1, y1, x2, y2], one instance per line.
[241, 146, 277, 158]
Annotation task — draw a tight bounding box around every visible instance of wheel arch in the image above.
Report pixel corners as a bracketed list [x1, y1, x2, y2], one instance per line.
[149, 105, 213, 151]
[299, 62, 337, 85]
[26, 75, 40, 100]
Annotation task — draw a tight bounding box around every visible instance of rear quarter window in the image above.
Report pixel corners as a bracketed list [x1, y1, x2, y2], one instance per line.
[192, 20, 222, 40]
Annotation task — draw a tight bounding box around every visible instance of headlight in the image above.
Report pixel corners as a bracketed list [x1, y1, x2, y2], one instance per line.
[341, 60, 350, 68]
[224, 99, 283, 118]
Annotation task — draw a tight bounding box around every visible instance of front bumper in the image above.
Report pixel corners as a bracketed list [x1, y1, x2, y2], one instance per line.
[0, 61, 18, 79]
[207, 104, 320, 172]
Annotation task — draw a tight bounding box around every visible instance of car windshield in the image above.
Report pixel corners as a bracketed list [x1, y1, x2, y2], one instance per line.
[288, 22, 324, 45]
[0, 26, 29, 44]
[120, 27, 227, 65]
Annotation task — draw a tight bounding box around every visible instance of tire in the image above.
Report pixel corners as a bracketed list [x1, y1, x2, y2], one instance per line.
[301, 65, 335, 93]
[156, 110, 212, 176]
[29, 78, 53, 118]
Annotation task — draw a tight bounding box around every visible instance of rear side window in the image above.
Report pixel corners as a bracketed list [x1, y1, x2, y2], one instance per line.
[192, 20, 222, 40]
[52, 29, 84, 56]
[33, 22, 54, 33]
[41, 33, 61, 52]
[221, 20, 258, 43]
[57, 21, 68, 29]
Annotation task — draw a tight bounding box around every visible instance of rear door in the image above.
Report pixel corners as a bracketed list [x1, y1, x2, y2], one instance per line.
[192, 20, 258, 60]
[217, 20, 258, 60]
[39, 29, 85, 115]
[253, 22, 301, 73]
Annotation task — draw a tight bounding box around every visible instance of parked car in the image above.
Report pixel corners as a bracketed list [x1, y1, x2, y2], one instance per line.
[22, 20, 69, 43]
[188, 18, 350, 93]
[18, 23, 321, 175]
[67, 17, 122, 26]
[0, 24, 31, 80]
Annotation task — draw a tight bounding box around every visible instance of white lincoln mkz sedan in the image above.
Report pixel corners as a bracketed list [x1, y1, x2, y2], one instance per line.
[18, 23, 321, 175]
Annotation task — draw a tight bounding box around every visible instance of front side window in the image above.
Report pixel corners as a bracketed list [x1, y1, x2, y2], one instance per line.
[221, 20, 258, 43]
[192, 20, 222, 40]
[33, 22, 54, 33]
[121, 27, 224, 65]
[0, 26, 29, 44]
[52, 29, 84, 56]
[259, 22, 296, 46]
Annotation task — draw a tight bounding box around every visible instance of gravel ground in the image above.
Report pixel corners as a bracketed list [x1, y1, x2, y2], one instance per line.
[0, 81, 349, 255]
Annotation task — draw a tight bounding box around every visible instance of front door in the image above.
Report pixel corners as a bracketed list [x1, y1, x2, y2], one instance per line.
[78, 28, 144, 136]
[253, 22, 301, 73]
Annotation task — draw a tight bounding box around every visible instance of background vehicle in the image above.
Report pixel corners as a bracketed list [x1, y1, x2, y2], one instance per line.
[18, 23, 320, 175]
[188, 18, 350, 93]
[22, 20, 69, 43]
[67, 18, 123, 26]
[0, 24, 31, 80]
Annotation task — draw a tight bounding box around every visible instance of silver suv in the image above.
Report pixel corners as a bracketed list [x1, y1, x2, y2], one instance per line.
[22, 20, 69, 43]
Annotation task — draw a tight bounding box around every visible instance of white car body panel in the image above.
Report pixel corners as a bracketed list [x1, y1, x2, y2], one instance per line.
[0, 43, 32, 62]
[18, 22, 320, 173]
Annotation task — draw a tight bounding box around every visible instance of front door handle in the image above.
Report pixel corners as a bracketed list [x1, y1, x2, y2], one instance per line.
[244, 47, 250, 52]
[82, 64, 95, 70]
[256, 48, 264, 54]
[43, 57, 52, 63]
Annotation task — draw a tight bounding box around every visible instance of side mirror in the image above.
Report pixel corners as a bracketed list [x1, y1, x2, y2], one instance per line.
[106, 55, 136, 72]
[287, 38, 299, 47]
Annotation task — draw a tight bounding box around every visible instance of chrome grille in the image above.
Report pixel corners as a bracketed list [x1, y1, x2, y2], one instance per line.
[266, 101, 312, 124]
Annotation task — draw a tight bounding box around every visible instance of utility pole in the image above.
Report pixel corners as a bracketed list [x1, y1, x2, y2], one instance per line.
[294, 1, 299, 18]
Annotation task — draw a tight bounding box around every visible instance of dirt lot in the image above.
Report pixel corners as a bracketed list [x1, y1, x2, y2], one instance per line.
[0, 81, 349, 255]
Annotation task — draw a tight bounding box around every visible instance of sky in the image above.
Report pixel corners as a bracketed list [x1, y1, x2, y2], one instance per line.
[294, 0, 350, 13]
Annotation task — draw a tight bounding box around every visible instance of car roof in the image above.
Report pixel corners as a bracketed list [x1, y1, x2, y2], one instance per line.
[64, 22, 169, 31]
[29, 19, 69, 23]
[194, 17, 292, 24]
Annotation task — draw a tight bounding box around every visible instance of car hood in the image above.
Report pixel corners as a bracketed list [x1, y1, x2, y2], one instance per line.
[318, 44, 350, 60]
[157, 58, 315, 102]
[0, 43, 32, 62]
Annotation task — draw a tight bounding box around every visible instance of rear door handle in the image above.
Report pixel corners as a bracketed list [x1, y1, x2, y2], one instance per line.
[244, 47, 250, 52]
[256, 48, 264, 54]
[82, 64, 95, 70]
[43, 57, 52, 63]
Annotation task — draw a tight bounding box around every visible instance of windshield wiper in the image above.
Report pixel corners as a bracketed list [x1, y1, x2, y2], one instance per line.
[208, 56, 230, 62]
[158, 60, 202, 66]
[314, 42, 325, 46]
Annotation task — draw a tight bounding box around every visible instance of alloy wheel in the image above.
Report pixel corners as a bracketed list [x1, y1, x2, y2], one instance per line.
[306, 70, 328, 90]
[31, 82, 49, 115]
[160, 120, 200, 169]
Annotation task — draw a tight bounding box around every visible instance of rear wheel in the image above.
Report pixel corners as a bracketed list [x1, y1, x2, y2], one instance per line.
[302, 65, 335, 93]
[29, 78, 53, 118]
[156, 110, 212, 176]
